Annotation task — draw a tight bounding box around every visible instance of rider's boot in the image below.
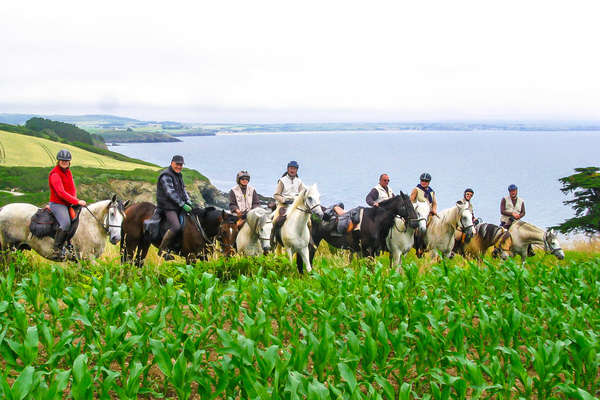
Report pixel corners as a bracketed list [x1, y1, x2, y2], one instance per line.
[50, 229, 68, 261]
[158, 229, 176, 261]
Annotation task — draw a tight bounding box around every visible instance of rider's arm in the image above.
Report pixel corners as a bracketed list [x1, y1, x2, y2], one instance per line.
[160, 175, 185, 208]
[500, 198, 513, 217]
[409, 188, 418, 203]
[49, 172, 79, 205]
[519, 203, 526, 219]
[228, 190, 239, 213]
[273, 180, 285, 204]
[366, 188, 378, 206]
[251, 190, 260, 209]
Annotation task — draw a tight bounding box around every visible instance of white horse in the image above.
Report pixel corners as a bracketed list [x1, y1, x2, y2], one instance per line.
[278, 184, 323, 273]
[386, 200, 430, 270]
[0, 195, 126, 261]
[504, 220, 564, 265]
[425, 202, 476, 259]
[236, 208, 273, 256]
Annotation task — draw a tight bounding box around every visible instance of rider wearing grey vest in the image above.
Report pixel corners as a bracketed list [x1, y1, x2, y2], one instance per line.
[229, 170, 260, 217]
[500, 184, 525, 228]
[366, 174, 394, 207]
[274, 161, 305, 206]
[500, 184, 532, 256]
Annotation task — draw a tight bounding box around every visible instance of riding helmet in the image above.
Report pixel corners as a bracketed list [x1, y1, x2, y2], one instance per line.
[236, 170, 250, 183]
[464, 188, 474, 194]
[56, 149, 72, 161]
[419, 172, 432, 182]
[287, 160, 299, 168]
[508, 184, 518, 191]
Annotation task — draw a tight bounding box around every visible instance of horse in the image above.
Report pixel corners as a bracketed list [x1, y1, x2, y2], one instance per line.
[277, 184, 323, 273]
[386, 200, 429, 270]
[308, 206, 362, 264]
[120, 202, 224, 265]
[359, 193, 419, 257]
[424, 202, 475, 259]
[217, 212, 239, 257]
[236, 208, 273, 256]
[499, 220, 564, 265]
[0, 195, 126, 261]
[452, 222, 511, 260]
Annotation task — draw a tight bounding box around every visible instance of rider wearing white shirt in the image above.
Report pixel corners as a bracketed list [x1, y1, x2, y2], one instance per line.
[273, 161, 305, 206]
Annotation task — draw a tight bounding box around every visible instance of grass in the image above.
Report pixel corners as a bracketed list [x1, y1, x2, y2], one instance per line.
[0, 242, 598, 398]
[0, 130, 157, 170]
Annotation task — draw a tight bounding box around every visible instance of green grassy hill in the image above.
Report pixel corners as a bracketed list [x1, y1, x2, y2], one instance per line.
[0, 130, 157, 170]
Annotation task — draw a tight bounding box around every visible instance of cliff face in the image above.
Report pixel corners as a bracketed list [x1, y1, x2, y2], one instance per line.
[78, 178, 229, 208]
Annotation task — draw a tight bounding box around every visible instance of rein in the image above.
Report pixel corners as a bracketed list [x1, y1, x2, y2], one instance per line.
[188, 212, 212, 244]
[543, 231, 562, 254]
[84, 204, 122, 233]
[297, 203, 321, 214]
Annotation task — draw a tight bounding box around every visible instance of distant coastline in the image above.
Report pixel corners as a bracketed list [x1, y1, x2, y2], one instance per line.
[2, 113, 599, 143]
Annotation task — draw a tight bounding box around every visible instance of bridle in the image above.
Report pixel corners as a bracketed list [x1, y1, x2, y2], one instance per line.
[297, 198, 322, 214]
[188, 212, 212, 244]
[457, 207, 474, 233]
[84, 202, 124, 233]
[543, 231, 563, 255]
[250, 214, 272, 242]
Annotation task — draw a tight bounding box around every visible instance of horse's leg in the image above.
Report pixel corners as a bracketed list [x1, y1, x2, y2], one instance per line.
[299, 246, 311, 273]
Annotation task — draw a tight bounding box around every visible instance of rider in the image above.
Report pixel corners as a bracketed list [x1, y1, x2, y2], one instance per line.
[410, 172, 438, 215]
[366, 174, 394, 207]
[229, 170, 260, 222]
[500, 184, 525, 228]
[156, 155, 193, 259]
[48, 149, 87, 260]
[273, 161, 305, 206]
[410, 172, 437, 257]
[500, 183, 533, 256]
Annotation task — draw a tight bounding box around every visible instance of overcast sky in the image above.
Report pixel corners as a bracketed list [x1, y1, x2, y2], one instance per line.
[1, 1, 599, 122]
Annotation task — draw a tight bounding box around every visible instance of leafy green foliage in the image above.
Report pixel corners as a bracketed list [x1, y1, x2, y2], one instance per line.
[555, 167, 600, 235]
[25, 117, 99, 146]
[0, 253, 598, 398]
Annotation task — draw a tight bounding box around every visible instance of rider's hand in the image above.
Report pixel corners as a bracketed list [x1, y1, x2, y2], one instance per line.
[236, 209, 242, 217]
[78, 200, 86, 206]
[284, 198, 293, 205]
[373, 203, 379, 207]
[182, 204, 192, 213]
[512, 212, 520, 219]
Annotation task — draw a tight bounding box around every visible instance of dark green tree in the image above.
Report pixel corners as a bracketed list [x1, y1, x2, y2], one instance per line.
[554, 167, 600, 235]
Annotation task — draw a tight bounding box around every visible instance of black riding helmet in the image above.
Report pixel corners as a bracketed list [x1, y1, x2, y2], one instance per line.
[464, 188, 474, 194]
[57, 149, 72, 161]
[419, 172, 431, 182]
[236, 170, 250, 184]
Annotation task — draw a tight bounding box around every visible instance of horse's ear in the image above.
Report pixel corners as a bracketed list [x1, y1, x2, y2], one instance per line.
[123, 200, 131, 209]
[111, 194, 117, 202]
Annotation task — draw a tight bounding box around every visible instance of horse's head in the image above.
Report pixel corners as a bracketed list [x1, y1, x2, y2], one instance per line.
[457, 202, 476, 238]
[253, 208, 273, 253]
[544, 229, 564, 260]
[298, 184, 323, 218]
[383, 193, 418, 228]
[413, 200, 430, 234]
[106, 194, 126, 245]
[218, 211, 238, 257]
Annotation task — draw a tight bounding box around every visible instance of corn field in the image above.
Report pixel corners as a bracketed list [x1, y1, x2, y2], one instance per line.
[0, 252, 598, 399]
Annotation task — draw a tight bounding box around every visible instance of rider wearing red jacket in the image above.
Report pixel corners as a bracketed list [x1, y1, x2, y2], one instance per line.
[48, 149, 86, 260]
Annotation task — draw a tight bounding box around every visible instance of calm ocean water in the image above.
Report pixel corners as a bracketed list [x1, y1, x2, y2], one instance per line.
[109, 130, 599, 229]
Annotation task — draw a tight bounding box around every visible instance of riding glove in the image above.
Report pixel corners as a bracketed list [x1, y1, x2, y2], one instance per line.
[182, 204, 192, 213]
[284, 198, 294, 205]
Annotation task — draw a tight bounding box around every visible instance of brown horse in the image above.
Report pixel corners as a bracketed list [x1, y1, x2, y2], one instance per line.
[453, 222, 511, 260]
[217, 212, 239, 257]
[120, 202, 225, 265]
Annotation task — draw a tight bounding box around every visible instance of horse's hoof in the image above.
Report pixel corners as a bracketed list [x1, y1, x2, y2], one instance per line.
[306, 265, 312, 273]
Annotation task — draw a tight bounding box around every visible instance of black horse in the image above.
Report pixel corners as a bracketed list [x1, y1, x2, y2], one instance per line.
[358, 193, 418, 257]
[308, 206, 362, 264]
[120, 202, 225, 266]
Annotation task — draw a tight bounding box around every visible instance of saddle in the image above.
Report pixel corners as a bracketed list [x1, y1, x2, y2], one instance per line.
[335, 207, 363, 234]
[143, 210, 185, 250]
[29, 205, 81, 240]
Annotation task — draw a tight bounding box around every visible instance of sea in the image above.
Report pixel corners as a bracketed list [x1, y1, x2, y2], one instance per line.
[108, 130, 599, 230]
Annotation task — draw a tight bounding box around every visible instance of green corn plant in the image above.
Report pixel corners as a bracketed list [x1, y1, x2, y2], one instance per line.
[71, 354, 94, 400]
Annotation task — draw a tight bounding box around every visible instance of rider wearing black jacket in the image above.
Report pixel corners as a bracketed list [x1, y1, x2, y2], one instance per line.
[157, 155, 192, 256]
